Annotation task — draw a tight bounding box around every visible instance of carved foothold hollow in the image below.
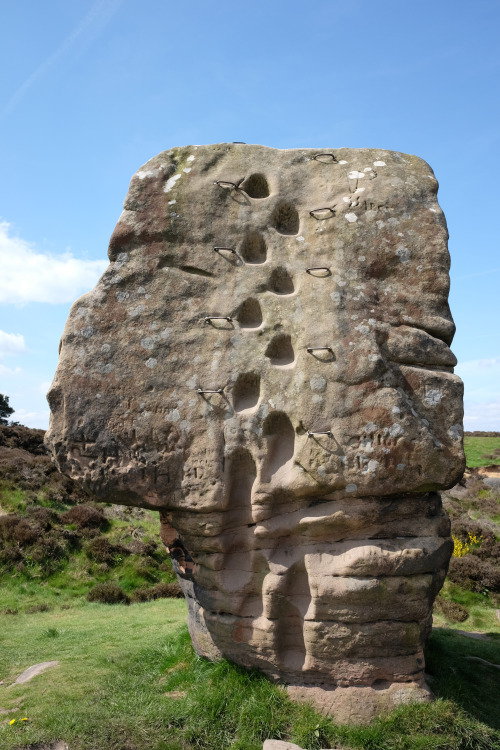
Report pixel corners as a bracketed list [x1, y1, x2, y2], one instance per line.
[46, 144, 465, 724]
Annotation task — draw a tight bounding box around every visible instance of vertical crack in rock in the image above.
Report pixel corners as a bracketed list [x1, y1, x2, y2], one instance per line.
[45, 144, 465, 724]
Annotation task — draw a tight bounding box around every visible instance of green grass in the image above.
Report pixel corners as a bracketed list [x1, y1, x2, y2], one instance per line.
[464, 436, 500, 467]
[0, 601, 499, 750]
[0, 477, 178, 610]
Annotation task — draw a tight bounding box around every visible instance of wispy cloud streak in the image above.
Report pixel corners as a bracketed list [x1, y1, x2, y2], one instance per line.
[1, 0, 123, 120]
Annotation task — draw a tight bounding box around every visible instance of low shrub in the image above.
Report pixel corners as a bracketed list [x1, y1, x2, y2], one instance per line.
[448, 555, 500, 592]
[60, 503, 108, 530]
[131, 581, 183, 602]
[87, 582, 130, 604]
[26, 603, 50, 614]
[127, 538, 159, 556]
[0, 513, 38, 546]
[84, 536, 128, 565]
[434, 596, 469, 622]
[25, 505, 58, 529]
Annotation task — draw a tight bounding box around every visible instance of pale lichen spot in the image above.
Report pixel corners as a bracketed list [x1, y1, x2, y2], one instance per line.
[183, 168, 192, 173]
[95, 362, 114, 374]
[345, 213, 358, 223]
[296, 235, 305, 242]
[136, 169, 160, 180]
[168, 199, 176, 205]
[363, 167, 372, 172]
[388, 423, 403, 438]
[354, 187, 365, 194]
[345, 483, 357, 493]
[115, 291, 129, 302]
[395, 245, 411, 263]
[362, 459, 379, 475]
[166, 409, 180, 422]
[145, 358, 158, 369]
[114, 252, 130, 270]
[343, 197, 351, 203]
[396, 463, 406, 471]
[187, 155, 195, 162]
[373, 161, 386, 167]
[310, 375, 327, 393]
[164, 174, 182, 193]
[425, 389, 443, 406]
[338, 160, 348, 165]
[348, 171, 365, 179]
[449, 424, 462, 440]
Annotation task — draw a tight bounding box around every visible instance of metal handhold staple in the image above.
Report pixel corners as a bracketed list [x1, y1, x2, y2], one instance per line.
[307, 347, 333, 353]
[307, 430, 333, 438]
[309, 207, 335, 218]
[311, 153, 338, 163]
[213, 247, 236, 254]
[214, 178, 245, 190]
[204, 316, 232, 323]
[197, 388, 224, 394]
[306, 266, 331, 275]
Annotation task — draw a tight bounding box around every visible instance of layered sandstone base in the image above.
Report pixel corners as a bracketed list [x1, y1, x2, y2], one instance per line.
[166, 490, 450, 722]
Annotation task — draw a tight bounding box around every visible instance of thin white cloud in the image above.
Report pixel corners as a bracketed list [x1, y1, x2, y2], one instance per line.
[0, 221, 107, 304]
[0, 364, 22, 376]
[11, 408, 50, 430]
[1, 0, 124, 120]
[456, 357, 500, 373]
[464, 401, 500, 429]
[0, 330, 26, 357]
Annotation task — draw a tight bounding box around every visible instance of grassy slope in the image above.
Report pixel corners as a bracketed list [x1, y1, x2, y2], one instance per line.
[0, 603, 499, 750]
[464, 436, 500, 467]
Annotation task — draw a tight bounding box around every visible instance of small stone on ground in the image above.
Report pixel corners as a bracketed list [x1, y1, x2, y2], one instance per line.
[12, 661, 59, 685]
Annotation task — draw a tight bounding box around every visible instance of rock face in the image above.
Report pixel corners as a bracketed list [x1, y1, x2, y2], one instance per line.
[46, 144, 465, 722]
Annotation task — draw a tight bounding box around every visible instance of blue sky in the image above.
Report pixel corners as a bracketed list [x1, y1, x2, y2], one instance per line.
[0, 0, 499, 429]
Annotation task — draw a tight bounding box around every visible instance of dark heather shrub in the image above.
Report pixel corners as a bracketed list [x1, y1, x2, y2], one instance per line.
[30, 536, 66, 564]
[0, 546, 23, 564]
[131, 581, 183, 603]
[448, 555, 500, 592]
[60, 503, 108, 530]
[476, 537, 500, 563]
[25, 506, 58, 529]
[26, 603, 50, 614]
[434, 596, 469, 622]
[87, 582, 130, 605]
[84, 536, 128, 565]
[451, 520, 490, 543]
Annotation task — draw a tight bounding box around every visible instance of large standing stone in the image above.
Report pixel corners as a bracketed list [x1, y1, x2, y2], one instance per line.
[46, 144, 464, 723]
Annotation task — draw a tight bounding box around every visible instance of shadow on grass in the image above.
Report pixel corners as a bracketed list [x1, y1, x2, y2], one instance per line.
[425, 627, 500, 730]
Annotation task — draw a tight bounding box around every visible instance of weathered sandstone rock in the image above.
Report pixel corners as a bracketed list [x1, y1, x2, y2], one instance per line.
[46, 144, 465, 723]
